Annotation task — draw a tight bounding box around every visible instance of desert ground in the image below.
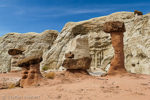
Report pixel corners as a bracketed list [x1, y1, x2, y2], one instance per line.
[0, 71, 150, 100]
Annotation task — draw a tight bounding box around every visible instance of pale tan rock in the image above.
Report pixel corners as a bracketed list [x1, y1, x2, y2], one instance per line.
[11, 54, 25, 71]
[1, 11, 150, 75]
[65, 35, 90, 59]
[41, 12, 134, 70]
[8, 49, 25, 71]
[0, 30, 58, 72]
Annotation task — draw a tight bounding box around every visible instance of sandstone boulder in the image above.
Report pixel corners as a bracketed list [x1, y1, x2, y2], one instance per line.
[65, 35, 90, 59]
[62, 57, 92, 69]
[134, 10, 143, 15]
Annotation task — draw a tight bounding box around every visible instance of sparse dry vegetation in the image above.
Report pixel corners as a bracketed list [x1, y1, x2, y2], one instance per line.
[42, 66, 49, 71]
[43, 72, 56, 79]
[8, 83, 16, 89]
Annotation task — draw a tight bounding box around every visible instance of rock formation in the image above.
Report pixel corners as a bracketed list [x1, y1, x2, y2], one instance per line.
[17, 55, 43, 88]
[65, 51, 74, 58]
[62, 35, 92, 70]
[134, 10, 143, 15]
[64, 35, 91, 59]
[0, 30, 58, 72]
[62, 52, 92, 69]
[41, 12, 135, 70]
[1, 11, 150, 75]
[8, 49, 25, 72]
[103, 21, 127, 75]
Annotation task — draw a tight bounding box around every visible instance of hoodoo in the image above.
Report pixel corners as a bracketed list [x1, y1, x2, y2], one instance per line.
[103, 21, 127, 75]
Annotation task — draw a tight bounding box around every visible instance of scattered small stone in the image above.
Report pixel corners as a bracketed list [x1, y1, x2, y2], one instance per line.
[116, 86, 119, 88]
[15, 79, 21, 87]
[100, 86, 105, 89]
[141, 83, 148, 85]
[101, 73, 107, 77]
[36, 84, 40, 87]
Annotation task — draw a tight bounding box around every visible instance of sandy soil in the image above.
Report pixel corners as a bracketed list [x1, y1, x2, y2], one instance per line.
[0, 71, 150, 100]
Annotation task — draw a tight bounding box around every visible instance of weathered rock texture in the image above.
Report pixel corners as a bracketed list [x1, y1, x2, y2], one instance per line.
[65, 52, 74, 58]
[62, 57, 92, 69]
[41, 12, 150, 75]
[62, 35, 92, 69]
[103, 21, 127, 75]
[0, 30, 58, 72]
[8, 49, 25, 71]
[64, 35, 91, 59]
[1, 11, 150, 75]
[17, 56, 43, 88]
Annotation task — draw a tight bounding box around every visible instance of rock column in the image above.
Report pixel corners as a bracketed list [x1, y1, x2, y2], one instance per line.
[103, 21, 127, 75]
[17, 55, 43, 88]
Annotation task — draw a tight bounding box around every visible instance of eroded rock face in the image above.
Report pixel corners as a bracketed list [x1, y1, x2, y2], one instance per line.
[0, 30, 58, 72]
[1, 11, 150, 75]
[42, 12, 150, 75]
[8, 49, 25, 71]
[62, 35, 92, 69]
[103, 21, 127, 75]
[17, 56, 43, 88]
[41, 12, 135, 70]
[65, 35, 90, 59]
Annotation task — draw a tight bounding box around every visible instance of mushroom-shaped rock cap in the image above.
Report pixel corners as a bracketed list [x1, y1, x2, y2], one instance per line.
[103, 21, 126, 33]
[8, 49, 25, 55]
[65, 51, 74, 58]
[134, 10, 143, 15]
[17, 55, 42, 67]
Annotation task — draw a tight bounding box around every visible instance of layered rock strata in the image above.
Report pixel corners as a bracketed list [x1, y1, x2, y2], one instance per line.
[0, 30, 58, 72]
[17, 56, 43, 88]
[8, 49, 25, 71]
[103, 21, 127, 75]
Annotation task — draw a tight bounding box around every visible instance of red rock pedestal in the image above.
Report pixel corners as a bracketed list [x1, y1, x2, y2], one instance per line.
[103, 21, 127, 75]
[62, 52, 92, 70]
[17, 56, 43, 88]
[55, 52, 92, 79]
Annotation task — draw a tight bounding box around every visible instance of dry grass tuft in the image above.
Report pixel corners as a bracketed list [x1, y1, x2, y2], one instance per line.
[43, 72, 56, 79]
[8, 83, 16, 89]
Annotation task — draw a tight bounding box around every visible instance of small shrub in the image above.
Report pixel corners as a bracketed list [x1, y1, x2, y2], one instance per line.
[43, 72, 56, 79]
[8, 83, 15, 89]
[42, 66, 49, 71]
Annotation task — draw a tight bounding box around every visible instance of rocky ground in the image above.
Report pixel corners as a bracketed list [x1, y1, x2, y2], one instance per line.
[0, 71, 150, 100]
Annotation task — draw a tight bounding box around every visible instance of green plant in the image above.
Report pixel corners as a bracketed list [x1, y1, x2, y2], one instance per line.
[43, 72, 56, 79]
[42, 66, 49, 71]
